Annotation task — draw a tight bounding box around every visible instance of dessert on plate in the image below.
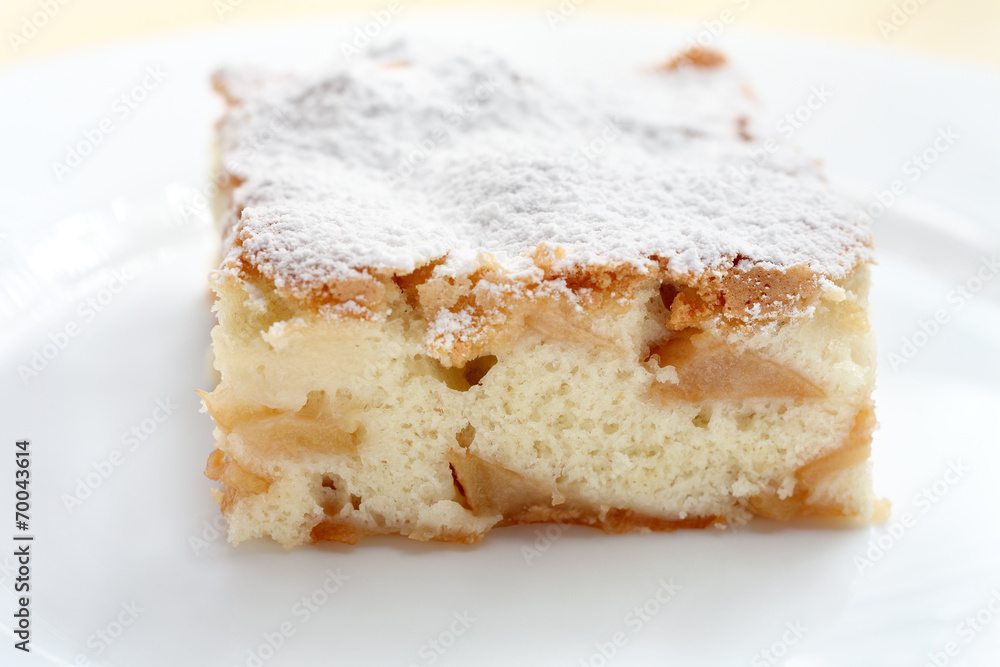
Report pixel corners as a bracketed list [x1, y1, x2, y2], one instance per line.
[200, 43, 882, 547]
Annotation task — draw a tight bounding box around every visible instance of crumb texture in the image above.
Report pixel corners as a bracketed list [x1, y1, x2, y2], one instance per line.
[203, 265, 878, 547]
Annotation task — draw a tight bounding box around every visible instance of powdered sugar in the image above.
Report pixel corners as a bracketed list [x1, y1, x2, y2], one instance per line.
[216, 42, 870, 293]
[425, 307, 476, 351]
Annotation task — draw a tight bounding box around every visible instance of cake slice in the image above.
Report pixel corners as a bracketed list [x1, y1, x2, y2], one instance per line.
[201, 44, 882, 547]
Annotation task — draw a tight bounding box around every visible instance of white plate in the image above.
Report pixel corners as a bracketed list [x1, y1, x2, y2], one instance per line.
[2, 14, 999, 667]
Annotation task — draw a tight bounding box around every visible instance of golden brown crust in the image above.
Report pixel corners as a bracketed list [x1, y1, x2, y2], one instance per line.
[213, 242, 845, 369]
[301, 506, 721, 546]
[667, 263, 824, 328]
[222, 235, 829, 323]
[210, 72, 240, 107]
[660, 46, 728, 71]
[230, 244, 388, 313]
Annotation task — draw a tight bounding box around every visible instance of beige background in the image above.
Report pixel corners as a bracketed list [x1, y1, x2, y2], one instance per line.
[1, 0, 998, 69]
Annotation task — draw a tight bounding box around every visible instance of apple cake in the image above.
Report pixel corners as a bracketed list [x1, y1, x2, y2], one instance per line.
[200, 43, 882, 547]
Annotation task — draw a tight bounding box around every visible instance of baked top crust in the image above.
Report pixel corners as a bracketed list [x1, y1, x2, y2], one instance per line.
[211, 43, 871, 353]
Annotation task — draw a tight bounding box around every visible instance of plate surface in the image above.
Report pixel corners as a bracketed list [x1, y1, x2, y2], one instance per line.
[2, 14, 999, 667]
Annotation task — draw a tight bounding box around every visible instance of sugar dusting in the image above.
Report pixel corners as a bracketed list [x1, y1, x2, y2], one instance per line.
[215, 42, 870, 294]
